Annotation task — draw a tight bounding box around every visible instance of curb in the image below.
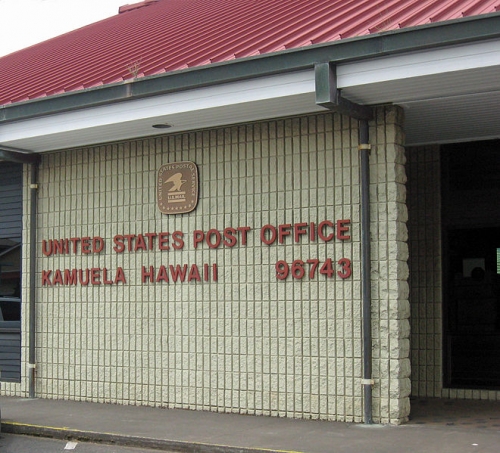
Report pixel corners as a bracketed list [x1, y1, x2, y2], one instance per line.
[1, 421, 293, 453]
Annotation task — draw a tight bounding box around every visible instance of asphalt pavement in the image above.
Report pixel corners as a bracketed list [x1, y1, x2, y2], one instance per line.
[0, 432, 161, 453]
[1, 396, 500, 453]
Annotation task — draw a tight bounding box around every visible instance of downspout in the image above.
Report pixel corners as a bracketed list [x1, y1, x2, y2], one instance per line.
[29, 162, 38, 398]
[359, 120, 373, 424]
[315, 62, 373, 424]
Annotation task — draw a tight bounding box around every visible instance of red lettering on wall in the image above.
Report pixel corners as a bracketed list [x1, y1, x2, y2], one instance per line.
[261, 221, 348, 245]
[206, 229, 221, 249]
[64, 269, 78, 285]
[115, 267, 126, 284]
[172, 231, 184, 250]
[124, 234, 135, 252]
[42, 268, 127, 286]
[318, 221, 334, 242]
[93, 237, 105, 253]
[156, 265, 169, 282]
[53, 240, 67, 255]
[170, 264, 188, 282]
[193, 230, 204, 249]
[223, 228, 237, 247]
[310, 222, 316, 241]
[81, 237, 91, 254]
[53, 270, 63, 285]
[336, 219, 351, 240]
[260, 224, 277, 245]
[42, 270, 52, 285]
[188, 264, 201, 282]
[337, 258, 352, 279]
[158, 232, 170, 250]
[142, 266, 154, 283]
[42, 237, 105, 256]
[134, 234, 147, 251]
[193, 227, 250, 249]
[103, 268, 114, 284]
[144, 232, 157, 250]
[79, 269, 90, 286]
[237, 227, 251, 245]
[70, 238, 80, 253]
[41, 240, 52, 257]
[113, 235, 125, 253]
[91, 268, 101, 284]
[278, 224, 292, 244]
[294, 222, 308, 242]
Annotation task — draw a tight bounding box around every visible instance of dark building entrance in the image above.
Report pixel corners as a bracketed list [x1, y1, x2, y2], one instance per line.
[442, 140, 500, 389]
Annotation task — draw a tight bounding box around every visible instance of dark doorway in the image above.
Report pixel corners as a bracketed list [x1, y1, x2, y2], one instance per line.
[442, 140, 500, 389]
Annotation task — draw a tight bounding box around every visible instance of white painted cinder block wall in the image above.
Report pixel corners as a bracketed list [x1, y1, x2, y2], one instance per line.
[4, 107, 411, 424]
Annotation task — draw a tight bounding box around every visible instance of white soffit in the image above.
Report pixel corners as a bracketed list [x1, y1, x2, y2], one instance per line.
[337, 38, 500, 146]
[0, 70, 320, 152]
[404, 90, 500, 145]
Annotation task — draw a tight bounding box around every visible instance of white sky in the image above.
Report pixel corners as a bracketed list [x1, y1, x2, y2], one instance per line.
[0, 0, 128, 57]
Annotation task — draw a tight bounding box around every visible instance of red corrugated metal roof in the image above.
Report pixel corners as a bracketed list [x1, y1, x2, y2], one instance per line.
[0, 0, 499, 106]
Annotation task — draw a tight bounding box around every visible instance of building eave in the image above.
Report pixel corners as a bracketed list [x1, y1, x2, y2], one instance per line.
[2, 12, 500, 123]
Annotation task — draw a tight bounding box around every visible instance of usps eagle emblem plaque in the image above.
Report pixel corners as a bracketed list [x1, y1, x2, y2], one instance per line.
[157, 162, 198, 214]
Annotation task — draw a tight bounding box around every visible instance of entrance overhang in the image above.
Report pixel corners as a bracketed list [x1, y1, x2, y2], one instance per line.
[338, 38, 500, 146]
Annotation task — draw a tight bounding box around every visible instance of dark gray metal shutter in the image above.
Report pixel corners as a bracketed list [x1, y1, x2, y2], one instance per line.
[0, 162, 23, 382]
[0, 320, 21, 382]
[0, 163, 23, 240]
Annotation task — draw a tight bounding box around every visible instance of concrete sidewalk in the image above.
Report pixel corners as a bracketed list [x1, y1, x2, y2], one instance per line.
[1, 396, 500, 453]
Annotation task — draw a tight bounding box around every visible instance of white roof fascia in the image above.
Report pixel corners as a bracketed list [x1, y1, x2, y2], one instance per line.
[337, 38, 500, 88]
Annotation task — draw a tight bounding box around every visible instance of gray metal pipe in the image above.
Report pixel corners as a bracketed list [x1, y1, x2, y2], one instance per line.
[28, 162, 38, 398]
[359, 119, 373, 424]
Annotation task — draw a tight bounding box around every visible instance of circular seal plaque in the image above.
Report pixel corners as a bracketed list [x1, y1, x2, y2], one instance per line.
[157, 161, 199, 214]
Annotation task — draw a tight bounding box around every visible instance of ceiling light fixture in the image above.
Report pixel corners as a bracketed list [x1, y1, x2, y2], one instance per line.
[152, 123, 172, 129]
